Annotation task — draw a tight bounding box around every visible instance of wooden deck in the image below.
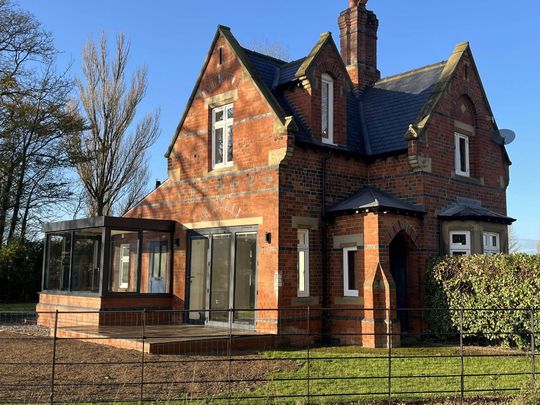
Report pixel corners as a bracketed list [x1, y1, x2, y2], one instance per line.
[55, 324, 277, 354]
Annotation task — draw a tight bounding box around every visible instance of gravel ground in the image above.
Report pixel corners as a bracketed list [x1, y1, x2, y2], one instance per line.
[0, 330, 297, 404]
[0, 324, 50, 336]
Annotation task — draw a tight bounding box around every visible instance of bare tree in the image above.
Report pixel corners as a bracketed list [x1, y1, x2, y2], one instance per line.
[247, 37, 290, 61]
[0, 0, 54, 99]
[68, 33, 160, 216]
[508, 225, 520, 253]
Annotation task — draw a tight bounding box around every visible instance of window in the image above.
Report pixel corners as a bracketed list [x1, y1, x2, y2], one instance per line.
[455, 133, 470, 177]
[343, 247, 359, 297]
[483, 232, 500, 255]
[449, 231, 471, 256]
[110, 230, 139, 293]
[297, 229, 310, 297]
[144, 232, 170, 294]
[71, 230, 101, 293]
[45, 232, 72, 291]
[119, 244, 130, 289]
[212, 104, 234, 168]
[218, 47, 223, 65]
[321, 74, 334, 144]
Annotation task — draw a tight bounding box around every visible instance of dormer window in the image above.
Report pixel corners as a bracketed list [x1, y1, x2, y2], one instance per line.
[321, 73, 334, 144]
[455, 132, 470, 177]
[212, 104, 234, 168]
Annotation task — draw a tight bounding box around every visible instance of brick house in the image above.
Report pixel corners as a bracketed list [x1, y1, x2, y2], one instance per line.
[38, 0, 513, 347]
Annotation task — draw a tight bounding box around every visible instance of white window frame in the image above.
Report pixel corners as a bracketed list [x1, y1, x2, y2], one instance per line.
[212, 104, 234, 169]
[483, 232, 500, 255]
[119, 243, 130, 289]
[297, 229, 310, 297]
[321, 73, 334, 145]
[455, 132, 470, 177]
[343, 246, 359, 297]
[449, 231, 471, 256]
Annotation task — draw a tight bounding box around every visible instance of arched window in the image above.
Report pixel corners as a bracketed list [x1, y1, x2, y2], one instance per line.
[453, 95, 476, 178]
[321, 73, 334, 144]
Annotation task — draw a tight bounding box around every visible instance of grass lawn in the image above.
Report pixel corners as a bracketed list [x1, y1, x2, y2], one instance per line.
[0, 302, 36, 311]
[233, 345, 536, 404]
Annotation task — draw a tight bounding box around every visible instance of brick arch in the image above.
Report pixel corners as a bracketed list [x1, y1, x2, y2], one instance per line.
[316, 61, 344, 82]
[383, 219, 419, 248]
[454, 94, 477, 126]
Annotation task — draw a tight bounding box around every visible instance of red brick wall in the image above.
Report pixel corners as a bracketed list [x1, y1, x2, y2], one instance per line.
[126, 33, 289, 317]
[278, 147, 368, 312]
[283, 40, 350, 146]
[122, 30, 509, 346]
[274, 47, 509, 345]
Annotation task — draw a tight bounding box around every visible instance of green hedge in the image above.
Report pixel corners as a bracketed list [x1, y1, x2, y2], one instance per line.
[0, 240, 43, 304]
[425, 254, 540, 348]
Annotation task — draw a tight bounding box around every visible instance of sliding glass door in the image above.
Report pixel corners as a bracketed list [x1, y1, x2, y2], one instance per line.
[234, 233, 257, 324]
[188, 237, 208, 322]
[209, 234, 232, 322]
[187, 228, 257, 327]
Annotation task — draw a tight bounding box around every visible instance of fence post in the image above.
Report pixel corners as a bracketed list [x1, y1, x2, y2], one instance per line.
[459, 308, 465, 404]
[531, 307, 536, 384]
[307, 306, 311, 404]
[140, 309, 146, 405]
[49, 310, 59, 405]
[387, 307, 392, 405]
[228, 308, 233, 404]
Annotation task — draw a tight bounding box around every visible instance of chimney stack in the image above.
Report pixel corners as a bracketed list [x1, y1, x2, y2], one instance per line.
[338, 0, 380, 92]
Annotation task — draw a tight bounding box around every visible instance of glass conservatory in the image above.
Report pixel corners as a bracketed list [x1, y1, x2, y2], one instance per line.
[41, 216, 176, 297]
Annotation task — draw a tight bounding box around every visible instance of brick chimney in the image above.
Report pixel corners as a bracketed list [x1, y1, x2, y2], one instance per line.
[338, 0, 381, 92]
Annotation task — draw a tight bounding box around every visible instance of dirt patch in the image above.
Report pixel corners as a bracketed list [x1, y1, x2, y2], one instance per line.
[0, 331, 298, 403]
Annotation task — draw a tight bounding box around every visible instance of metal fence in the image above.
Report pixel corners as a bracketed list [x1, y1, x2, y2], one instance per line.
[0, 307, 538, 404]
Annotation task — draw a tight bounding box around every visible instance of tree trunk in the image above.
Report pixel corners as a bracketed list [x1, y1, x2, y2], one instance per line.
[8, 158, 26, 241]
[20, 188, 33, 241]
[0, 166, 15, 244]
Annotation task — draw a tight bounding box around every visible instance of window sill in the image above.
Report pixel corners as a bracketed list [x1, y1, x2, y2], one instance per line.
[334, 296, 364, 306]
[452, 172, 484, 185]
[209, 164, 237, 175]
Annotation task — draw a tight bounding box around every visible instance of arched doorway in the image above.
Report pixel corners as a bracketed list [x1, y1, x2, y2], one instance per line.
[389, 232, 413, 333]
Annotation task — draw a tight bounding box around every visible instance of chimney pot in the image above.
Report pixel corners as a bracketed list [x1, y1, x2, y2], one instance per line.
[349, 0, 367, 7]
[339, 0, 380, 91]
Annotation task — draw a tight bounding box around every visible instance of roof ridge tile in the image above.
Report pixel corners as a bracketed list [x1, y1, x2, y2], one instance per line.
[376, 61, 447, 84]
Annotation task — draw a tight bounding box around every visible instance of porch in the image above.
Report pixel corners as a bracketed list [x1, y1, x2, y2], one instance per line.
[53, 322, 277, 354]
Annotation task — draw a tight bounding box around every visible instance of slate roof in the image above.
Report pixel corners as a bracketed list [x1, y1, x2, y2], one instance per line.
[439, 199, 515, 225]
[360, 63, 446, 155]
[242, 46, 446, 158]
[242, 48, 285, 89]
[327, 186, 425, 216]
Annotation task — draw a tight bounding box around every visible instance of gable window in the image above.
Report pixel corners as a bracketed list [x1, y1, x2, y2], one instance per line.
[343, 246, 359, 297]
[321, 73, 334, 144]
[449, 231, 471, 256]
[455, 133, 470, 177]
[483, 232, 500, 255]
[212, 104, 234, 168]
[297, 229, 309, 297]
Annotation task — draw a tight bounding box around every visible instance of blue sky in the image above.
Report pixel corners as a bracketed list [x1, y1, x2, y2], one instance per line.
[18, 0, 540, 241]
